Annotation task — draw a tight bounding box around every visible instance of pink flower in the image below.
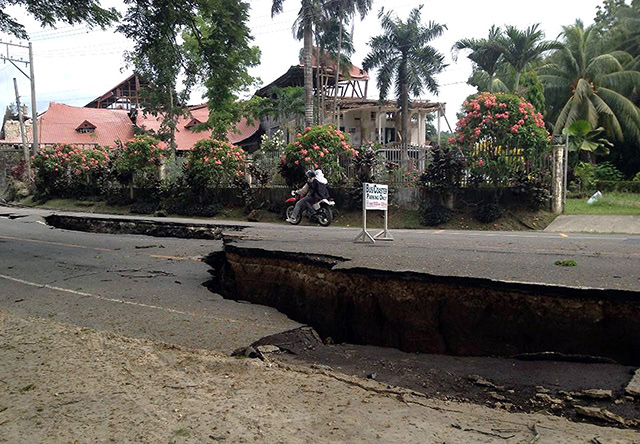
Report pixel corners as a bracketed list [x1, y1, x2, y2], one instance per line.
[294, 160, 299, 165]
[304, 157, 311, 162]
[215, 160, 222, 165]
[477, 159, 485, 167]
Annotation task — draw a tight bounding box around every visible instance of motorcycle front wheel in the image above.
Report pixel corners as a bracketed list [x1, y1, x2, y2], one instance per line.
[285, 205, 301, 225]
[316, 206, 332, 227]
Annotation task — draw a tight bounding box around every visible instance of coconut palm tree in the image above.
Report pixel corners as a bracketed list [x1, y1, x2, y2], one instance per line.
[452, 25, 505, 93]
[323, 0, 373, 121]
[538, 20, 640, 143]
[362, 6, 446, 162]
[272, 0, 324, 127]
[493, 23, 562, 91]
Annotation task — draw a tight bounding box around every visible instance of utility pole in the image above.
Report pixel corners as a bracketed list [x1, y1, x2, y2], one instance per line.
[12, 78, 31, 179]
[1, 40, 39, 154]
[28, 42, 38, 154]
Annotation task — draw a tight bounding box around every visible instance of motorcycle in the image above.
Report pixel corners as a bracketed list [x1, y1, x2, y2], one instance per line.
[285, 191, 335, 226]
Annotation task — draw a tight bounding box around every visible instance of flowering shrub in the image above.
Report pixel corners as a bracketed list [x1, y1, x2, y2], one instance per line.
[114, 135, 166, 177]
[279, 125, 357, 187]
[183, 139, 247, 193]
[32, 144, 110, 197]
[113, 135, 167, 198]
[452, 92, 550, 155]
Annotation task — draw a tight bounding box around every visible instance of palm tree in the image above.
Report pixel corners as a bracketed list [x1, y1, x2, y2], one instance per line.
[362, 6, 446, 162]
[538, 20, 640, 143]
[452, 25, 504, 93]
[272, 0, 323, 127]
[323, 0, 373, 121]
[493, 24, 562, 91]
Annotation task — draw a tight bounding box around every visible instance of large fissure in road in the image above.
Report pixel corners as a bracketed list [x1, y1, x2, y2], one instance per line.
[206, 243, 640, 366]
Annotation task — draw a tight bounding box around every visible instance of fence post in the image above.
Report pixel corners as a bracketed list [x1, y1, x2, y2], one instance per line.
[551, 144, 564, 214]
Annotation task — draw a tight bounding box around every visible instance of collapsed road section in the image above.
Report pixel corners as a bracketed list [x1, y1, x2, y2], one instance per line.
[45, 214, 246, 240]
[206, 242, 640, 366]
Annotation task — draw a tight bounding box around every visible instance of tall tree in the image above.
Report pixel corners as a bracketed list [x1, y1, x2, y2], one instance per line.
[323, 0, 373, 121]
[538, 20, 640, 144]
[119, 0, 260, 141]
[363, 6, 446, 161]
[273, 0, 323, 127]
[0, 0, 119, 39]
[452, 25, 504, 93]
[493, 24, 562, 91]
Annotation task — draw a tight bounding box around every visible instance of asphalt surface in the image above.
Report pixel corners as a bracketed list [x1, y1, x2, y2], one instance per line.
[1, 205, 639, 425]
[3, 205, 640, 291]
[0, 210, 300, 354]
[233, 222, 640, 292]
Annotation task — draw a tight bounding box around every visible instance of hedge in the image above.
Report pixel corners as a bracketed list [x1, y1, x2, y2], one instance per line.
[595, 181, 640, 193]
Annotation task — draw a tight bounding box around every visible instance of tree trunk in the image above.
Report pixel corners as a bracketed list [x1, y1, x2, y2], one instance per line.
[513, 70, 521, 92]
[333, 17, 344, 123]
[401, 82, 410, 166]
[303, 23, 314, 128]
[488, 72, 494, 93]
[316, 43, 321, 125]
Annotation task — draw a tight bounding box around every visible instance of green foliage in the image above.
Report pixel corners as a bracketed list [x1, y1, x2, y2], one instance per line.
[555, 259, 577, 267]
[474, 203, 503, 223]
[594, 161, 624, 181]
[278, 125, 356, 187]
[634, 172, 640, 182]
[510, 169, 551, 209]
[0, 0, 119, 39]
[453, 25, 504, 93]
[32, 144, 111, 197]
[594, 180, 640, 192]
[563, 120, 614, 158]
[114, 135, 167, 194]
[493, 23, 562, 90]
[183, 139, 247, 193]
[538, 20, 640, 144]
[419, 204, 452, 226]
[520, 71, 547, 115]
[363, 6, 446, 141]
[120, 0, 260, 140]
[346, 142, 382, 209]
[419, 145, 466, 193]
[572, 161, 596, 192]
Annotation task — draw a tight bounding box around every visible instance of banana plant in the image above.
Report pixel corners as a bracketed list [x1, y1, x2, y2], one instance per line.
[562, 120, 614, 161]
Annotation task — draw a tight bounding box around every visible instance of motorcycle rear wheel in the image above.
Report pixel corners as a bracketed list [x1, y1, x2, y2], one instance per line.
[316, 206, 332, 227]
[285, 205, 301, 225]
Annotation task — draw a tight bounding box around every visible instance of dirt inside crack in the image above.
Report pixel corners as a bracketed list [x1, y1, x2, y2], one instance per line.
[206, 244, 640, 427]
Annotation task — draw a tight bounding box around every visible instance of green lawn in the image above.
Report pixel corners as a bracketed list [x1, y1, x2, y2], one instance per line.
[565, 192, 640, 215]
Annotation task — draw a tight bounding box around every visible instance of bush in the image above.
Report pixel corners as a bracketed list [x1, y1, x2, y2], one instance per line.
[419, 204, 452, 226]
[32, 144, 111, 197]
[419, 145, 466, 208]
[130, 201, 160, 214]
[572, 162, 595, 192]
[183, 139, 246, 194]
[452, 92, 550, 157]
[594, 180, 640, 193]
[474, 203, 503, 223]
[510, 169, 551, 210]
[114, 135, 167, 197]
[279, 125, 357, 187]
[594, 161, 624, 182]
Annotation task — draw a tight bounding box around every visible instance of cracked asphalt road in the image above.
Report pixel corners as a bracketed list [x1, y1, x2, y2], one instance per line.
[0, 211, 300, 353]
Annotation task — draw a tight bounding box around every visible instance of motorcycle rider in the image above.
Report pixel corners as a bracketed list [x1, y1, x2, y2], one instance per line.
[286, 169, 330, 223]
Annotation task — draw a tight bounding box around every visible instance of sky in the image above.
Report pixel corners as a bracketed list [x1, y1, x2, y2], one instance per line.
[0, 0, 605, 130]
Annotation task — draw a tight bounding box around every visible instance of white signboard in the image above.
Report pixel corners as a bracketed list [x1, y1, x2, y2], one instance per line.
[354, 183, 393, 243]
[364, 183, 388, 211]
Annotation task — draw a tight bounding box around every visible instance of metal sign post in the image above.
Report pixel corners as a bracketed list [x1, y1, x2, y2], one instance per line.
[354, 183, 394, 243]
